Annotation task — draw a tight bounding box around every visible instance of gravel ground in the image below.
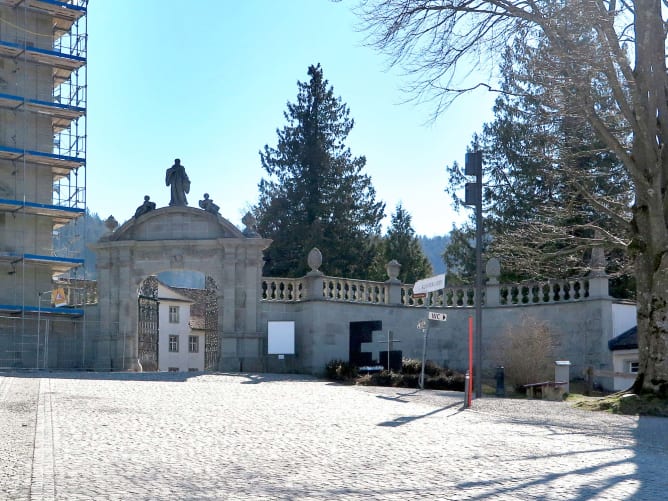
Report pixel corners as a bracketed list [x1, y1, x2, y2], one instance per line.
[1, 372, 666, 500]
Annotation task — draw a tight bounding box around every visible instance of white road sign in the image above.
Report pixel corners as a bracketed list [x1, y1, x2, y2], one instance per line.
[413, 274, 446, 295]
[428, 312, 448, 322]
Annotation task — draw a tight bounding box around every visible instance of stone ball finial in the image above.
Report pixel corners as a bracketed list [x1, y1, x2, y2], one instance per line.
[307, 247, 323, 275]
[486, 257, 501, 284]
[386, 259, 401, 282]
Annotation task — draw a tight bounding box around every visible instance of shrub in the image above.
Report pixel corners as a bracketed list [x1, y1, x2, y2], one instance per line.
[325, 359, 358, 381]
[499, 314, 555, 391]
[402, 358, 422, 375]
[425, 373, 465, 391]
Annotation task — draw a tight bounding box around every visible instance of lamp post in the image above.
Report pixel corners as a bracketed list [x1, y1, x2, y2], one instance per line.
[464, 151, 483, 398]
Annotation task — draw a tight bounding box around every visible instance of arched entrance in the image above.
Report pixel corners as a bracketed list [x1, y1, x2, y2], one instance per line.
[91, 206, 270, 371]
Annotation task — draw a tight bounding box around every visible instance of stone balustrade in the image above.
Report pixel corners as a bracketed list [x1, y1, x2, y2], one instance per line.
[401, 285, 478, 307]
[322, 277, 388, 303]
[262, 274, 602, 307]
[261, 250, 606, 306]
[497, 278, 590, 306]
[262, 276, 389, 303]
[262, 278, 304, 301]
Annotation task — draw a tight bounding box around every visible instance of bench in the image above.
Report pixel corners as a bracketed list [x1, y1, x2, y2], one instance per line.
[358, 365, 384, 374]
[523, 381, 568, 401]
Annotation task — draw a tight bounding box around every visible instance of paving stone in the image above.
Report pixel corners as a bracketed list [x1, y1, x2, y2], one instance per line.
[0, 372, 666, 500]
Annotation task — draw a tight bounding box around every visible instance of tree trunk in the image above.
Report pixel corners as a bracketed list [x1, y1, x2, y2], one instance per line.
[631, 238, 668, 396]
[629, 2, 668, 397]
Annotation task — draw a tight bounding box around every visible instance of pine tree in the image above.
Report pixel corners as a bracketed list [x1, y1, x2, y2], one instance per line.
[443, 32, 633, 291]
[370, 204, 432, 284]
[255, 64, 385, 278]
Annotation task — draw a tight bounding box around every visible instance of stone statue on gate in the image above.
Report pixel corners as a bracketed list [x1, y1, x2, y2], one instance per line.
[199, 193, 220, 215]
[134, 195, 156, 218]
[165, 158, 190, 206]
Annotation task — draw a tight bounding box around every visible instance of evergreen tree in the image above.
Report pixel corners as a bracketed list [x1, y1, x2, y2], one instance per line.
[443, 32, 633, 293]
[361, 0, 668, 397]
[255, 64, 385, 278]
[369, 205, 432, 283]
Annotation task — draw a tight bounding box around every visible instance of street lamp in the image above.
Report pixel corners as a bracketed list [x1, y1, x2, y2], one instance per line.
[464, 151, 483, 398]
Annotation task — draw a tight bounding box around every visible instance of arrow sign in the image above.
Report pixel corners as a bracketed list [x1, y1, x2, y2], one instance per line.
[413, 273, 446, 295]
[428, 312, 448, 322]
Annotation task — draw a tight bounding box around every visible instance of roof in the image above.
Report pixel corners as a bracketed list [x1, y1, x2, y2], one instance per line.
[608, 326, 638, 351]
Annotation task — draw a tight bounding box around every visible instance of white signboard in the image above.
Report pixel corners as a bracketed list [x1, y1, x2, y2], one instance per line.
[428, 312, 448, 322]
[267, 321, 295, 355]
[413, 274, 446, 295]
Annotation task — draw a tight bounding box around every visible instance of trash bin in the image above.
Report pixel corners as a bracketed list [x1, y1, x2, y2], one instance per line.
[495, 366, 505, 397]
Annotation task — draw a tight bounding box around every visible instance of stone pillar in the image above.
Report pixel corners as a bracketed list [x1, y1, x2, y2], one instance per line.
[304, 248, 325, 301]
[588, 276, 610, 299]
[588, 244, 609, 298]
[485, 257, 501, 307]
[385, 259, 402, 305]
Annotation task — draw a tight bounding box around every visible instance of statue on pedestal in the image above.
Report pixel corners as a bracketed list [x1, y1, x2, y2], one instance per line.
[165, 158, 190, 206]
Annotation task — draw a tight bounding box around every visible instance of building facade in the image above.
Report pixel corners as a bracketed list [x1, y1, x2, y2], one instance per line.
[0, 0, 87, 369]
[156, 281, 205, 372]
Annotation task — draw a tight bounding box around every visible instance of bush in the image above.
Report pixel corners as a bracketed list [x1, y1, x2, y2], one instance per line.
[401, 358, 441, 377]
[424, 373, 465, 391]
[499, 314, 555, 391]
[325, 359, 358, 381]
[402, 358, 422, 375]
[325, 358, 465, 391]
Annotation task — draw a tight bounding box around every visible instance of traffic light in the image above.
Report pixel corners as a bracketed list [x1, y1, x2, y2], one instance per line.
[464, 182, 479, 206]
[465, 151, 482, 176]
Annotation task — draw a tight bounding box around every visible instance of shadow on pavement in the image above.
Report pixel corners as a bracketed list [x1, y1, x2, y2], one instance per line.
[0, 370, 319, 384]
[377, 401, 463, 426]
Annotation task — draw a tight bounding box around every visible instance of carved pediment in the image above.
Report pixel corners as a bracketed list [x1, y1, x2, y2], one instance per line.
[108, 206, 245, 242]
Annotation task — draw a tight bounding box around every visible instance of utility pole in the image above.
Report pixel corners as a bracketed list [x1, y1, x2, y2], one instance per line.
[464, 151, 483, 398]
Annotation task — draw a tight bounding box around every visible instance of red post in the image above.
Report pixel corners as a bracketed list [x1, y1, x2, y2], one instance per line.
[468, 315, 474, 406]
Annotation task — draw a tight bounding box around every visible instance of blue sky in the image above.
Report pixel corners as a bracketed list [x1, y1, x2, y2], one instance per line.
[86, 0, 496, 237]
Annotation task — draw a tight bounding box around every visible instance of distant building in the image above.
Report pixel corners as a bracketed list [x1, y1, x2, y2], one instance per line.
[157, 281, 204, 372]
[608, 326, 638, 392]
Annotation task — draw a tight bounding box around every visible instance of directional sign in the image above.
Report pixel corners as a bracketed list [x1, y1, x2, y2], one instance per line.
[428, 312, 448, 322]
[413, 273, 446, 295]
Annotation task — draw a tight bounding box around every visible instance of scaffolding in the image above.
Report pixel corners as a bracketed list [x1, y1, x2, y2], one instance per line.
[0, 0, 89, 369]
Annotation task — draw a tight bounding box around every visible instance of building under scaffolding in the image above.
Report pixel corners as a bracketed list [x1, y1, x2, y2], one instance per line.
[0, 0, 88, 369]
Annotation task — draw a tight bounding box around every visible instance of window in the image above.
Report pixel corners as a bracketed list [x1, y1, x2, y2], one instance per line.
[168, 367, 179, 372]
[188, 368, 199, 372]
[169, 335, 179, 352]
[628, 361, 639, 374]
[169, 306, 180, 323]
[189, 335, 199, 353]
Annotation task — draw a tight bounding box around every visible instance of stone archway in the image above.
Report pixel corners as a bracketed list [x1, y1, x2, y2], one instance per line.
[91, 206, 270, 371]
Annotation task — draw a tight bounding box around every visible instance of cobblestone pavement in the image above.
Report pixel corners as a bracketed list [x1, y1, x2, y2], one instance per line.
[1, 372, 666, 500]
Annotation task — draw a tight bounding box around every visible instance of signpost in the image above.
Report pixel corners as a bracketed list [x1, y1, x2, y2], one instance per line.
[414, 275, 448, 390]
[413, 273, 446, 296]
[427, 311, 447, 322]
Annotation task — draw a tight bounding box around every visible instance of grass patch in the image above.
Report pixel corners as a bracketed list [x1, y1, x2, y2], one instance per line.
[571, 392, 668, 417]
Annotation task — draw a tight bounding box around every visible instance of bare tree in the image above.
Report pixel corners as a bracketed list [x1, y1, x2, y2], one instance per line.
[499, 315, 555, 391]
[360, 0, 668, 397]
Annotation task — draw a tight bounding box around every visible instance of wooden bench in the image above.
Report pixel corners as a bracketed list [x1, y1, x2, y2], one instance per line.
[358, 365, 384, 374]
[523, 381, 568, 400]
